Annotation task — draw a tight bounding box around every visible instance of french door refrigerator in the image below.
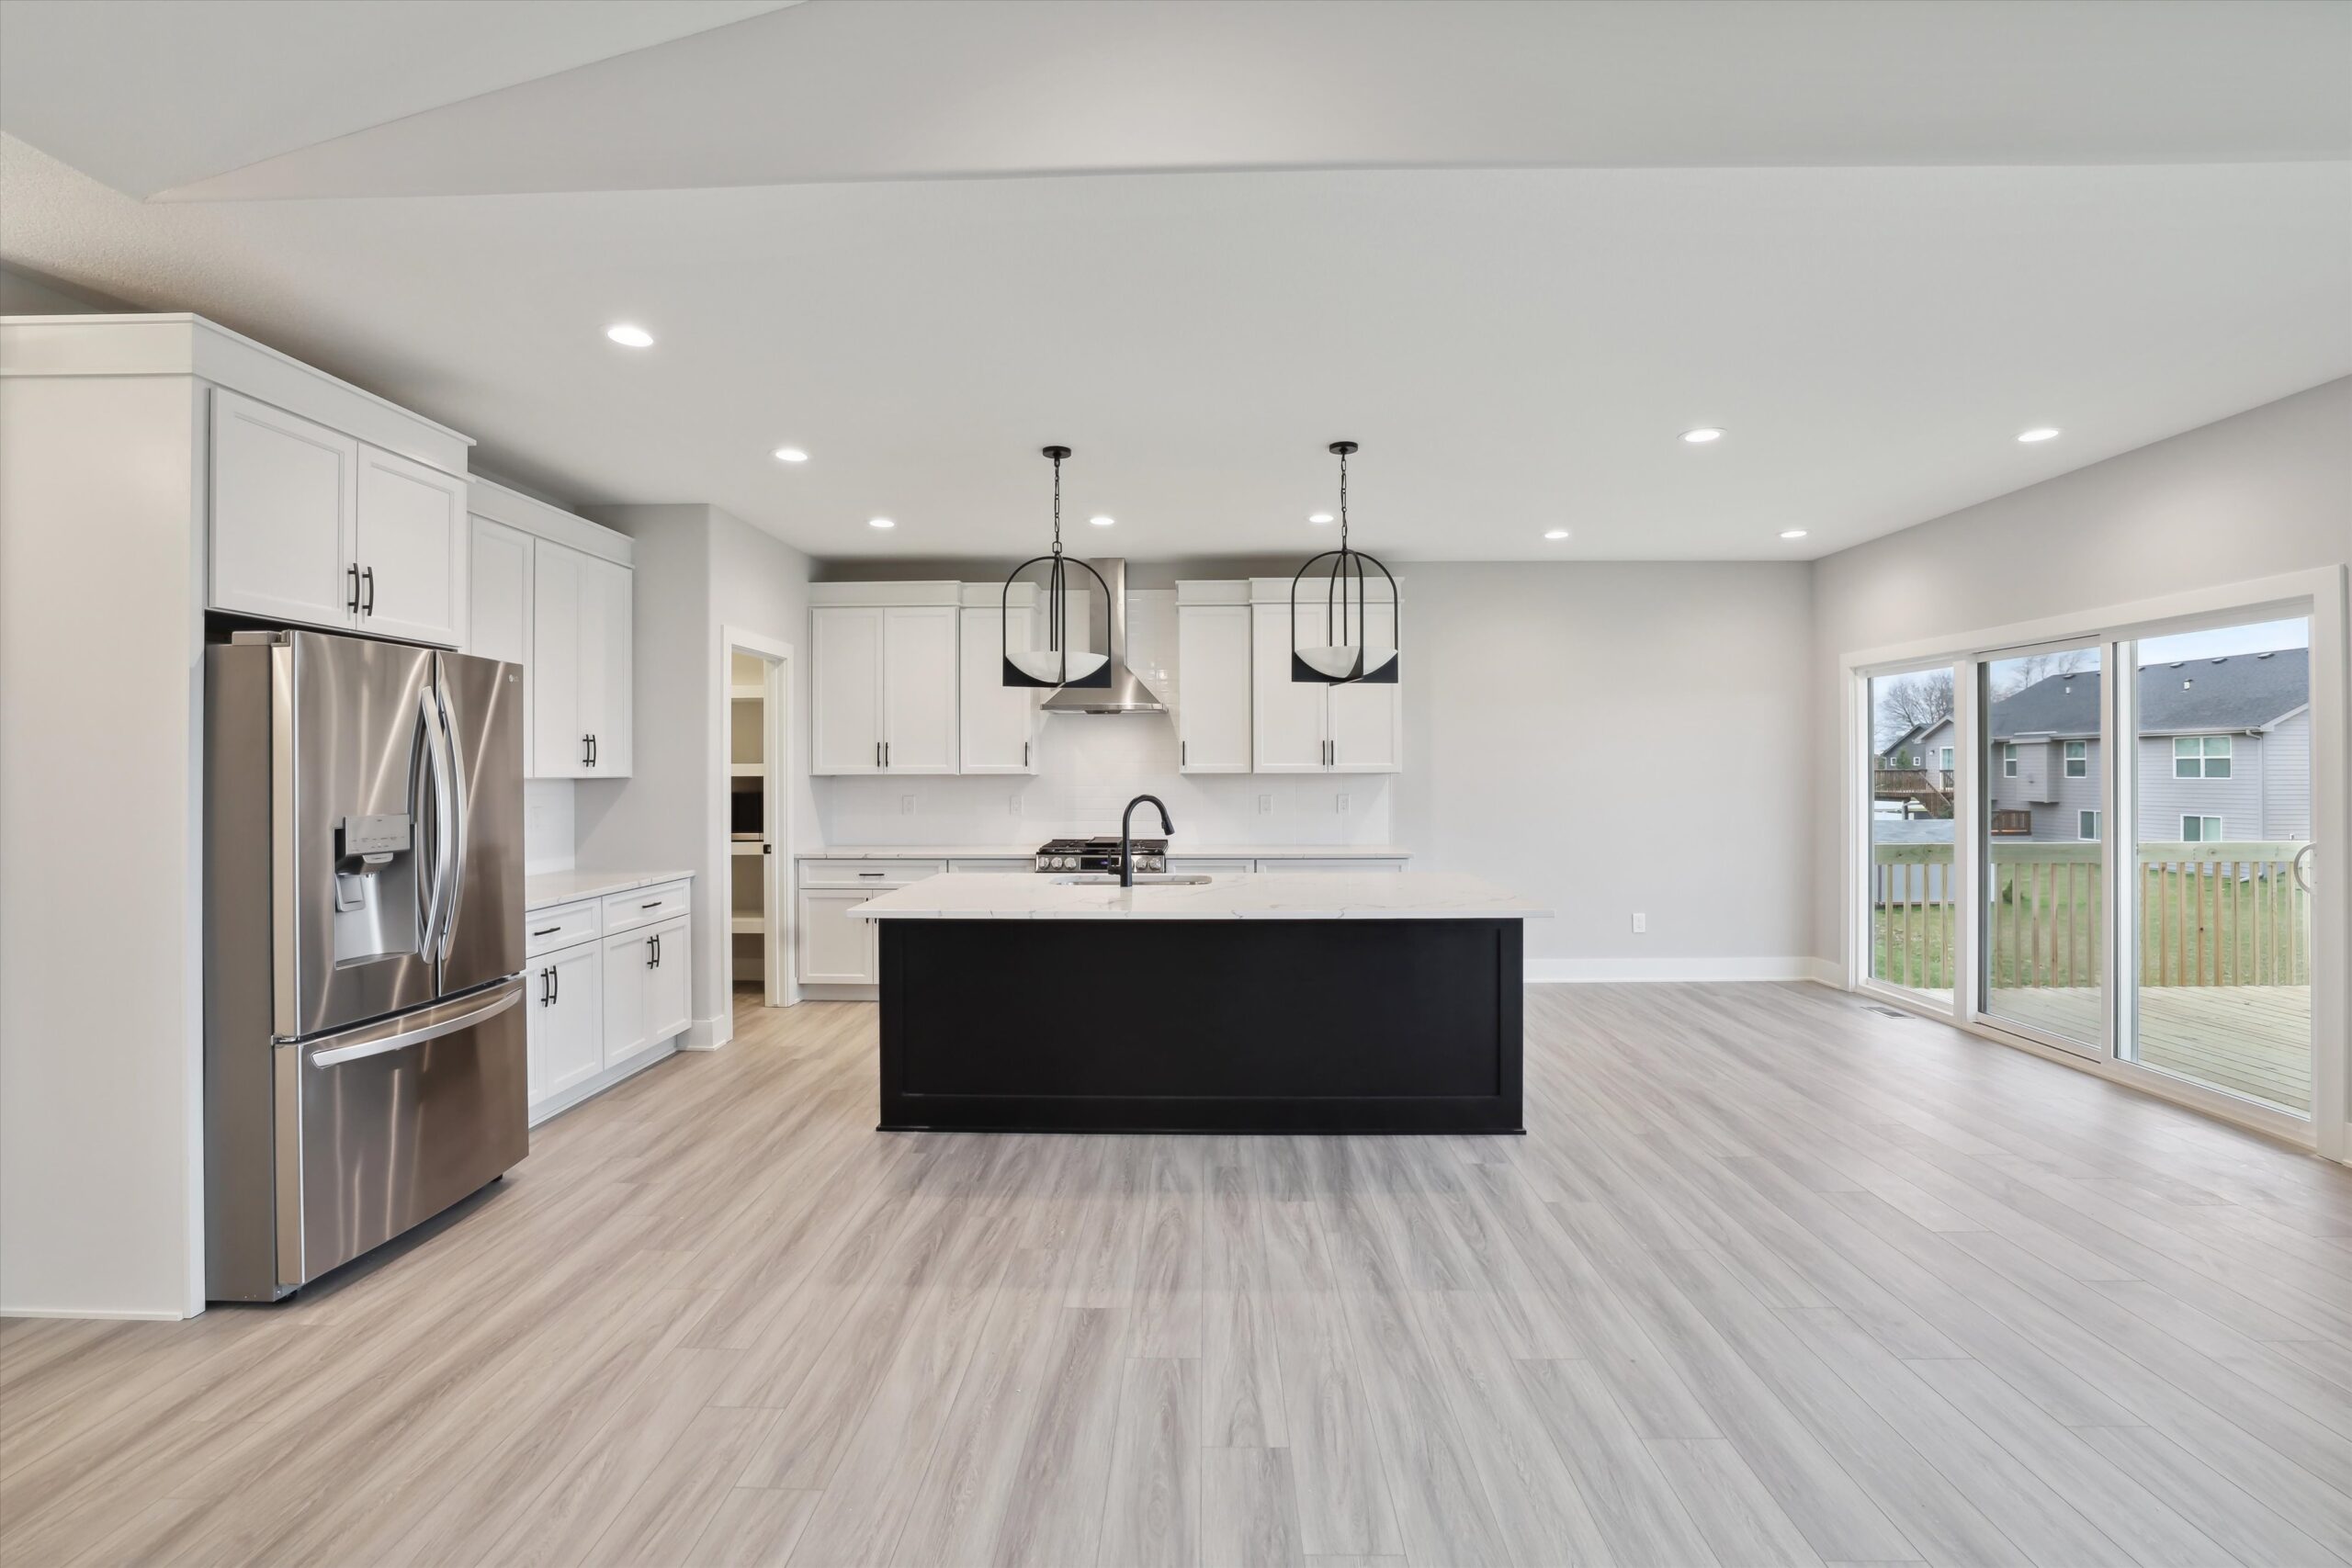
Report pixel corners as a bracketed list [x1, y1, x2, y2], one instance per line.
[205, 629, 527, 1301]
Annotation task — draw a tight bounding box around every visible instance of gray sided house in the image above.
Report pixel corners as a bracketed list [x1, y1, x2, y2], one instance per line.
[1904, 649, 2310, 844]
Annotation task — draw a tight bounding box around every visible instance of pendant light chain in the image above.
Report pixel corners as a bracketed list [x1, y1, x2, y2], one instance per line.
[1050, 449, 1064, 558]
[1337, 444, 1349, 551]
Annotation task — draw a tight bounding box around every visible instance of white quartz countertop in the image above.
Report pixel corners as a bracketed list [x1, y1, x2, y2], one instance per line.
[798, 844, 1411, 861]
[851, 871, 1544, 921]
[526, 868, 694, 909]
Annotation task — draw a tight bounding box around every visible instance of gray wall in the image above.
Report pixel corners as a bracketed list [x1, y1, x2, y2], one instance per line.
[1392, 561, 1816, 976]
[1812, 376, 2351, 959]
[576, 504, 812, 1040]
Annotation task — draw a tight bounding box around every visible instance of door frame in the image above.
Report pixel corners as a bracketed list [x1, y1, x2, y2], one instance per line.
[715, 625, 797, 1020]
[1841, 566, 2346, 1161]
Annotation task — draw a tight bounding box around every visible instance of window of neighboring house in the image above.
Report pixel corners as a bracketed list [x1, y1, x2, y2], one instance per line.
[2064, 740, 2087, 777]
[2180, 815, 2224, 842]
[2078, 809, 2100, 840]
[2002, 743, 2018, 778]
[2173, 735, 2233, 779]
[1938, 746, 1953, 772]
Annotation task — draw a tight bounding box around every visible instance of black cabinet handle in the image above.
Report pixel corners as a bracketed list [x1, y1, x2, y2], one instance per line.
[346, 564, 360, 614]
[361, 567, 375, 616]
[532, 925, 559, 937]
[641, 899, 662, 909]
[548, 963, 560, 1006]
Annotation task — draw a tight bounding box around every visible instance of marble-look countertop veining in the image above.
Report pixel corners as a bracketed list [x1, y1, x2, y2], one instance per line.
[525, 868, 694, 909]
[797, 844, 1412, 861]
[851, 871, 1544, 921]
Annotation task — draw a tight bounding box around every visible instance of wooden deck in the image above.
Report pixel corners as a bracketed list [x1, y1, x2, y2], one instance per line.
[1905, 985, 2313, 1114]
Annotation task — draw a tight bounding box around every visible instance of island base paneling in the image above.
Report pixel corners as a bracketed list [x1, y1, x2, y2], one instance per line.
[877, 917, 1522, 1133]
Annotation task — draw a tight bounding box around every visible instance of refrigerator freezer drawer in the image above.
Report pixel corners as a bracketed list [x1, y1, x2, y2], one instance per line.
[289, 978, 529, 1289]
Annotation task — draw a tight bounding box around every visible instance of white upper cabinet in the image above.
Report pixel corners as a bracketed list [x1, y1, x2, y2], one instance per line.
[209, 389, 360, 630]
[355, 446, 467, 648]
[1176, 599, 1251, 773]
[1250, 589, 1401, 774]
[529, 538, 633, 779]
[811, 591, 963, 774]
[960, 598, 1041, 773]
[209, 387, 469, 647]
[467, 515, 534, 775]
[880, 606, 960, 773]
[812, 605, 887, 774]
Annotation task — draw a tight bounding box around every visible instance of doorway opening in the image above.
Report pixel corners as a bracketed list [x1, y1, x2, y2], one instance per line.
[720, 630, 793, 1008]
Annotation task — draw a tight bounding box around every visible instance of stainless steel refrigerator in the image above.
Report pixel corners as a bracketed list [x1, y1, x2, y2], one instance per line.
[205, 628, 527, 1301]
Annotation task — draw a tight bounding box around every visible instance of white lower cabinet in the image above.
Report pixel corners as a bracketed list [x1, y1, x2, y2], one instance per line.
[601, 915, 690, 1067]
[798, 888, 880, 985]
[528, 942, 603, 1104]
[524, 879, 694, 1120]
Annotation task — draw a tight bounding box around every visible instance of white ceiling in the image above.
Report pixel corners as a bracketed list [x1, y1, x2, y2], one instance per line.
[1, 1, 2346, 563]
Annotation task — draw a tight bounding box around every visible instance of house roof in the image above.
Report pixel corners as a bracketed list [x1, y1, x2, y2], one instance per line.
[1989, 649, 2308, 739]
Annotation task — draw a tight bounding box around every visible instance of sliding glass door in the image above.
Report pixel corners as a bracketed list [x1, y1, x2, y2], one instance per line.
[1867, 669, 1959, 1003]
[2123, 617, 2314, 1114]
[1979, 642, 2107, 1054]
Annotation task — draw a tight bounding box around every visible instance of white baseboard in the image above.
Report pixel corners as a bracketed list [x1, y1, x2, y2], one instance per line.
[682, 1012, 731, 1051]
[798, 983, 878, 1003]
[1, 1303, 190, 1321]
[1527, 956, 1839, 986]
[528, 1038, 678, 1126]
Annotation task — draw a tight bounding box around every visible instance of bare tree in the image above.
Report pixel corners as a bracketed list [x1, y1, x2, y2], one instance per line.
[1992, 649, 2091, 699]
[1872, 671, 1954, 751]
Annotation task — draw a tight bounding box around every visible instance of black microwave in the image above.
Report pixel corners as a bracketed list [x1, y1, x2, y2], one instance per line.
[730, 780, 762, 839]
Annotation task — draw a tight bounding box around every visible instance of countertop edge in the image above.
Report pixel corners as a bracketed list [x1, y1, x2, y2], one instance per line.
[525, 868, 696, 909]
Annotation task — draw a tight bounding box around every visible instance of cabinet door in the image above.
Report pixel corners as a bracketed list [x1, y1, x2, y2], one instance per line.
[812, 606, 885, 774]
[530, 542, 585, 777]
[644, 917, 693, 1043]
[209, 389, 359, 629]
[798, 889, 877, 984]
[1250, 602, 1327, 773]
[601, 927, 655, 1066]
[958, 605, 1038, 773]
[580, 556, 633, 776]
[356, 446, 467, 647]
[1328, 600, 1401, 773]
[1178, 604, 1252, 772]
[468, 517, 534, 775]
[535, 944, 602, 1100]
[882, 606, 959, 773]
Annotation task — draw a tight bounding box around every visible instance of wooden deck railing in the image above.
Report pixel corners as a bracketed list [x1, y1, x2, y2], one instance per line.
[1870, 840, 2310, 990]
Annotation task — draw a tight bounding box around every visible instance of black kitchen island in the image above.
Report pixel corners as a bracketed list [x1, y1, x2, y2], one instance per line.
[855, 871, 1544, 1134]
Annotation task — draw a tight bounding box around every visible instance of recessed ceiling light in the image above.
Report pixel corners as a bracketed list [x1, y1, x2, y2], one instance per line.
[772, 446, 808, 463]
[605, 323, 653, 348]
[1089, 514, 1114, 527]
[1681, 427, 1724, 444]
[1308, 513, 1334, 525]
[1780, 528, 1808, 539]
[2017, 426, 2061, 443]
[1543, 529, 1570, 540]
[867, 516, 895, 529]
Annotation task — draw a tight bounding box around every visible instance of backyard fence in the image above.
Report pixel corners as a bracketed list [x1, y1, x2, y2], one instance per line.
[1871, 840, 2310, 991]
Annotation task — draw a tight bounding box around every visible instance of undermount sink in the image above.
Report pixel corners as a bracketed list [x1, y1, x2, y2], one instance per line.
[1049, 874, 1216, 886]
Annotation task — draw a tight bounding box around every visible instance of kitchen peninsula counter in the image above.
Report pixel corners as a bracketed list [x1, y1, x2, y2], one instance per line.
[856, 872, 1543, 1133]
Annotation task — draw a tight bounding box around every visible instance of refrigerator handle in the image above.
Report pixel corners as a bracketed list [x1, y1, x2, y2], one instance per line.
[416, 684, 456, 964]
[432, 669, 469, 964]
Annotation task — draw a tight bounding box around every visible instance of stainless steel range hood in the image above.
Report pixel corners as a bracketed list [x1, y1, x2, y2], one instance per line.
[1043, 558, 1167, 715]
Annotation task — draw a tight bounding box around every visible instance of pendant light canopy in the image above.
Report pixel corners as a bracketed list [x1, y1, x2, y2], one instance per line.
[1002, 446, 1113, 688]
[1291, 441, 1398, 684]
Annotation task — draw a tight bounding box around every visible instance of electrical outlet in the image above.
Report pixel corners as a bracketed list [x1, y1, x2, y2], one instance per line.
[1632, 912, 1646, 933]
[1257, 794, 1273, 815]
[1335, 792, 1351, 814]
[1008, 794, 1023, 817]
[899, 794, 916, 816]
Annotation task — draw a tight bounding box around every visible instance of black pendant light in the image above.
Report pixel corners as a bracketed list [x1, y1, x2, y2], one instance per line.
[1001, 446, 1113, 688]
[1290, 440, 1398, 684]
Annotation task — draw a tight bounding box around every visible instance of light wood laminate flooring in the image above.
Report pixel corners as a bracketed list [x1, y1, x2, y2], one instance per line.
[6, 982, 2351, 1567]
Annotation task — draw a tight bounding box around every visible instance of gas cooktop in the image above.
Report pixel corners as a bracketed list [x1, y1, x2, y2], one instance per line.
[1035, 836, 1168, 874]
